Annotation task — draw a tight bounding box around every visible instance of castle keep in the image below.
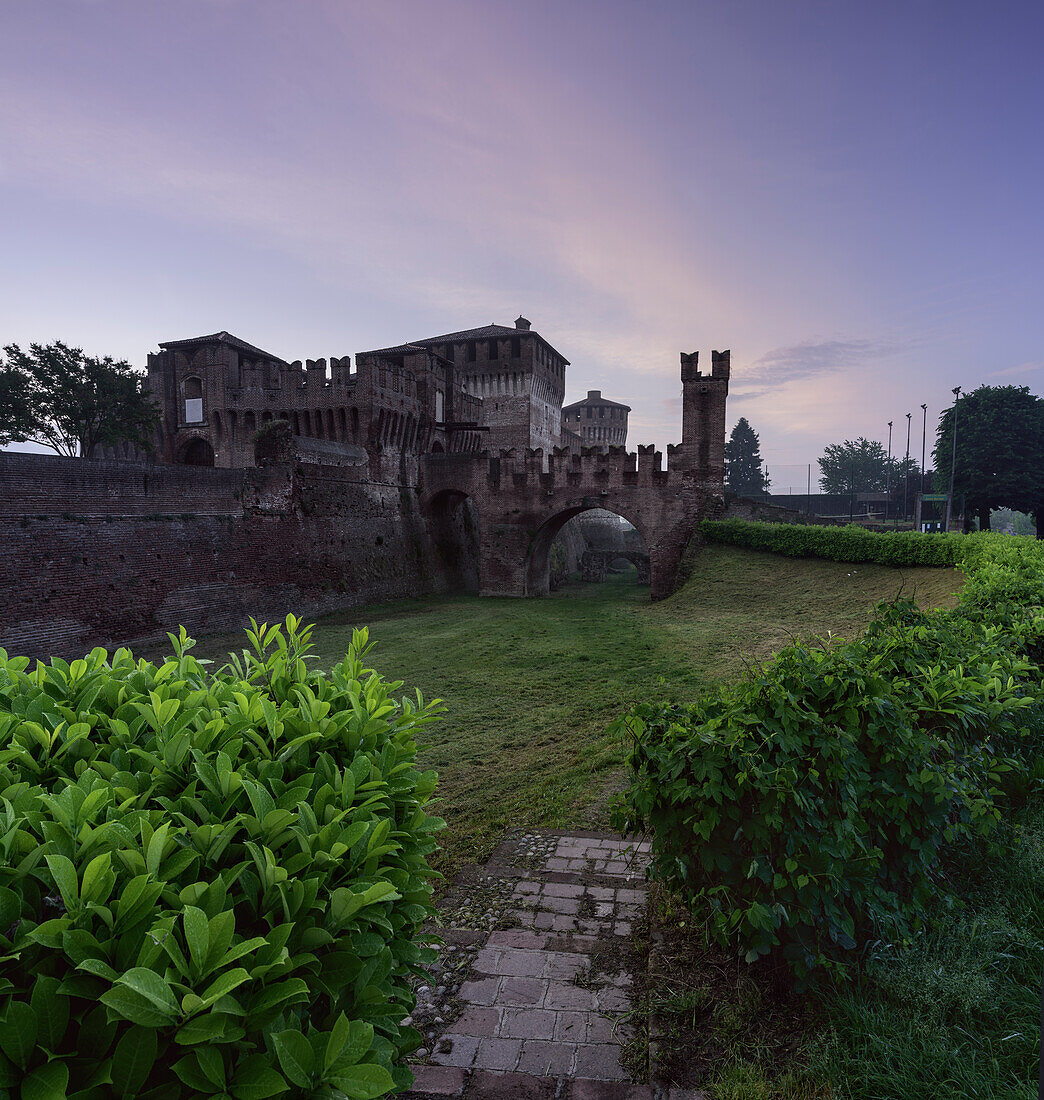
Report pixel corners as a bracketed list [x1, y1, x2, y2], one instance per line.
[1, 319, 730, 656]
[145, 316, 567, 468]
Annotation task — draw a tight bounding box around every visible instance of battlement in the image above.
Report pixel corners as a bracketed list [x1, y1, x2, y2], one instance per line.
[424, 442, 731, 493]
[283, 356, 357, 389]
[680, 349, 730, 382]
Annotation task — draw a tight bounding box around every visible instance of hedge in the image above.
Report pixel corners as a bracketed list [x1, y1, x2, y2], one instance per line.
[613, 534, 1044, 983]
[699, 518, 966, 566]
[0, 616, 443, 1099]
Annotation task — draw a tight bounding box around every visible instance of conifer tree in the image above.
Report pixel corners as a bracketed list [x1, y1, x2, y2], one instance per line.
[725, 417, 770, 498]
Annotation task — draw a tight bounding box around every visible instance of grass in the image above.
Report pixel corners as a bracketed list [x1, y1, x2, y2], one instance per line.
[141, 545, 1044, 1096]
[805, 800, 1044, 1100]
[174, 545, 963, 876]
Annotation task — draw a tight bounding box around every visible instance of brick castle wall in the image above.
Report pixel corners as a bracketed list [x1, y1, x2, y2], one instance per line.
[0, 452, 454, 659]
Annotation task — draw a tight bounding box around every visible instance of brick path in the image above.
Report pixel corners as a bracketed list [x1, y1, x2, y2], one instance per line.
[400, 831, 702, 1100]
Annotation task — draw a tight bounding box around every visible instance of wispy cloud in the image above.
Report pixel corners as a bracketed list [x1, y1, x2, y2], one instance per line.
[988, 360, 1042, 378]
[731, 338, 904, 399]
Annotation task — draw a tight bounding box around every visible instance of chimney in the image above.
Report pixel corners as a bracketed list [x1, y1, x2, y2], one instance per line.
[588, 390, 601, 400]
[515, 316, 531, 330]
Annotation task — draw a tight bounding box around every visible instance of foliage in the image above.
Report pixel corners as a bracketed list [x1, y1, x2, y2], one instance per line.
[933, 384, 1044, 531]
[612, 533, 1044, 984]
[725, 418, 770, 500]
[0, 341, 159, 458]
[817, 438, 890, 495]
[700, 518, 965, 567]
[991, 507, 1035, 537]
[810, 797, 1044, 1099]
[0, 615, 443, 1098]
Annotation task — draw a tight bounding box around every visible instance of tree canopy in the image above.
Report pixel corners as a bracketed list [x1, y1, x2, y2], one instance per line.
[932, 384, 1044, 532]
[0, 342, 159, 458]
[817, 437, 890, 494]
[725, 417, 771, 499]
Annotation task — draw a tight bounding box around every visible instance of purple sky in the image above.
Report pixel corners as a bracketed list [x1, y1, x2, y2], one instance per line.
[2, 1, 1042, 488]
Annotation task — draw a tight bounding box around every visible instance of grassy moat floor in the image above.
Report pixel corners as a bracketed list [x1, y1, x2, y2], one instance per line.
[151, 547, 1044, 1099]
[181, 545, 964, 878]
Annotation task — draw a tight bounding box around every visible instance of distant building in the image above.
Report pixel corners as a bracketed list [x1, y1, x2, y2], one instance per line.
[561, 390, 630, 452]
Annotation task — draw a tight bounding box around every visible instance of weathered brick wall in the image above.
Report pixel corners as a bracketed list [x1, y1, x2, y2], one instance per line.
[0, 452, 453, 660]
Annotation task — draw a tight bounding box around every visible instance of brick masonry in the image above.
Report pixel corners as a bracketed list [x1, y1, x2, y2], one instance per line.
[0, 344, 729, 657]
[399, 832, 666, 1100]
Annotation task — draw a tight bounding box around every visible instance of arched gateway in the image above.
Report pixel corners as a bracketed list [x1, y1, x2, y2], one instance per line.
[420, 350, 730, 600]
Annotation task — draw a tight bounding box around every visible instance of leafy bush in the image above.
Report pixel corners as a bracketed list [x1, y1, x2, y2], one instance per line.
[613, 536, 1044, 983]
[0, 616, 443, 1099]
[700, 518, 966, 567]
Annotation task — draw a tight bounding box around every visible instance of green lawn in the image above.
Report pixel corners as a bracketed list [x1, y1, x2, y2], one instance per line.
[181, 545, 963, 876]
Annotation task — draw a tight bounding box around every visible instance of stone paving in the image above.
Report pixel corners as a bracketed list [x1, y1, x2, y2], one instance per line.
[399, 831, 703, 1100]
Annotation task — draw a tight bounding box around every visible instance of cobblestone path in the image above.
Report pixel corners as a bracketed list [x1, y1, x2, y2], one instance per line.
[400, 830, 701, 1100]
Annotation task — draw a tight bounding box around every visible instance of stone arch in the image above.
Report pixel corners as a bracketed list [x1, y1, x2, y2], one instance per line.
[177, 436, 215, 466]
[524, 504, 650, 597]
[424, 489, 480, 594]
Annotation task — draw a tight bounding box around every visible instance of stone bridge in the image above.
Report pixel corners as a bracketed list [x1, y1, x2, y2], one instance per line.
[419, 350, 731, 600]
[581, 548, 651, 584]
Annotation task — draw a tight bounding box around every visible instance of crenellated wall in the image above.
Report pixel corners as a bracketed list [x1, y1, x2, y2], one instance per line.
[0, 451, 453, 659]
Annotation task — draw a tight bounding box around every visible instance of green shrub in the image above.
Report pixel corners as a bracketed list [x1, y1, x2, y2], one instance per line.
[613, 537, 1044, 984]
[0, 616, 443, 1099]
[700, 518, 966, 567]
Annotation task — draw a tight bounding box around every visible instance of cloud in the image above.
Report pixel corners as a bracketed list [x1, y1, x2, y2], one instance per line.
[741, 338, 902, 390]
[988, 361, 1042, 378]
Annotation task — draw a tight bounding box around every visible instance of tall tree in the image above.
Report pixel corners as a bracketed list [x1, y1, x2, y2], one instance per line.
[933, 384, 1044, 534]
[725, 417, 771, 498]
[818, 437, 889, 494]
[0, 341, 159, 458]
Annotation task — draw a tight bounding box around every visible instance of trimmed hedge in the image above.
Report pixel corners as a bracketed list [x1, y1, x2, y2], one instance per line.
[613, 534, 1044, 983]
[0, 616, 443, 1099]
[700, 517, 966, 566]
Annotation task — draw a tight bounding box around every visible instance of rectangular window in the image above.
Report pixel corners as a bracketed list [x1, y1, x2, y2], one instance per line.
[511, 336, 521, 358]
[185, 398, 203, 423]
[488, 339, 499, 359]
[467, 342, 477, 362]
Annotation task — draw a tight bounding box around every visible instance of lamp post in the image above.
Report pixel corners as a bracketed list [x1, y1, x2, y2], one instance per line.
[903, 412, 912, 523]
[920, 404, 928, 496]
[886, 420, 893, 525]
[947, 387, 961, 532]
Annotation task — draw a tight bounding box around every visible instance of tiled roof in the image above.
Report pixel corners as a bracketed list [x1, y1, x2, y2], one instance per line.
[562, 394, 631, 412]
[158, 331, 287, 363]
[361, 322, 570, 365]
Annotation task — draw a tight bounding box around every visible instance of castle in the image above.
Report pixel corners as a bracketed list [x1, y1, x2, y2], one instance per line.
[144, 317, 575, 468]
[1, 318, 730, 658]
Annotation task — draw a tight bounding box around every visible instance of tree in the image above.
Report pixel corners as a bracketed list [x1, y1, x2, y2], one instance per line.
[818, 437, 889, 494]
[725, 417, 771, 498]
[0, 341, 159, 458]
[933, 384, 1044, 534]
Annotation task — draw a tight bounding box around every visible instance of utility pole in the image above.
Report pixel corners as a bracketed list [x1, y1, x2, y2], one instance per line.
[947, 387, 961, 532]
[886, 420, 893, 525]
[903, 413, 912, 523]
[920, 403, 928, 532]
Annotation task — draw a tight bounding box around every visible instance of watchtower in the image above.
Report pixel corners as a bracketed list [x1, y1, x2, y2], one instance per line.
[678, 349, 730, 477]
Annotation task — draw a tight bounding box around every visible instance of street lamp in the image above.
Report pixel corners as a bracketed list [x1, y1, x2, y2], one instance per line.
[886, 420, 893, 524]
[920, 403, 928, 530]
[947, 387, 961, 532]
[903, 412, 912, 523]
[920, 404, 928, 498]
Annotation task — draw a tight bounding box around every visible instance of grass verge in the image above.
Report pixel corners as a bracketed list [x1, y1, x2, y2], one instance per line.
[170, 546, 962, 879]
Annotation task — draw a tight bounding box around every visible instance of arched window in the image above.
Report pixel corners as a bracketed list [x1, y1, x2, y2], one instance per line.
[183, 377, 204, 423]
